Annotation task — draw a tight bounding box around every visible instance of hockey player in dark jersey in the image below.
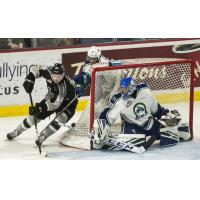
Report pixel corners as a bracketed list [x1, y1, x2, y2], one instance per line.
[7, 63, 78, 147]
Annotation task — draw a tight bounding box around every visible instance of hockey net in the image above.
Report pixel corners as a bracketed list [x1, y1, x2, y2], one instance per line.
[61, 58, 194, 150]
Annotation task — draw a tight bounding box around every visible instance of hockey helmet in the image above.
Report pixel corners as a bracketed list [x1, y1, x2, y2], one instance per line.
[51, 63, 65, 84]
[120, 77, 136, 96]
[52, 63, 65, 75]
[87, 46, 101, 63]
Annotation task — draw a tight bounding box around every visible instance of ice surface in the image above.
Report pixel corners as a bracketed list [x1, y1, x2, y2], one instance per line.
[46, 141, 200, 160]
[0, 102, 199, 160]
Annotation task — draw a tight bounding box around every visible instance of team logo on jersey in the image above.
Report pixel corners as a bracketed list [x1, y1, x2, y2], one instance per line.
[133, 102, 147, 120]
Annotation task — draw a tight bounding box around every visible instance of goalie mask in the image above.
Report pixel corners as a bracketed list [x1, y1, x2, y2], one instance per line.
[120, 77, 137, 97]
[87, 46, 101, 64]
[51, 63, 65, 84]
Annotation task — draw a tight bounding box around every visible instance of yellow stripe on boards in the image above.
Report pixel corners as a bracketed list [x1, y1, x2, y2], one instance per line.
[0, 100, 89, 117]
[0, 105, 29, 117]
[155, 91, 200, 104]
[0, 91, 200, 117]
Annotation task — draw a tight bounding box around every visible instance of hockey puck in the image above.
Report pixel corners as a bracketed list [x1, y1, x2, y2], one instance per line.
[71, 123, 76, 127]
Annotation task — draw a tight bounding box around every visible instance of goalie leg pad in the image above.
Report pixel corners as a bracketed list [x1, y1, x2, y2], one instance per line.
[104, 137, 146, 153]
[160, 127, 179, 147]
[178, 123, 191, 141]
[93, 133, 146, 151]
[110, 134, 146, 149]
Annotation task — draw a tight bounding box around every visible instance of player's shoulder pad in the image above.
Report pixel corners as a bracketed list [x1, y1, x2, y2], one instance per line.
[110, 93, 122, 104]
[137, 82, 149, 91]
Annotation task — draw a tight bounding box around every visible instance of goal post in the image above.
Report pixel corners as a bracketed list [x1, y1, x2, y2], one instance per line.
[61, 58, 195, 150]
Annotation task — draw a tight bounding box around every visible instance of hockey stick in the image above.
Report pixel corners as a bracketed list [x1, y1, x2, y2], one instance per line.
[29, 93, 41, 154]
[64, 123, 145, 154]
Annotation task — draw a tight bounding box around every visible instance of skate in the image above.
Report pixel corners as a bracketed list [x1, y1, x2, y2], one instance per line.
[7, 129, 20, 140]
[35, 139, 42, 154]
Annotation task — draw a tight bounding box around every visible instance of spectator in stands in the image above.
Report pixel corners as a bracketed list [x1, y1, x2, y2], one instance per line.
[23, 38, 32, 48]
[0, 38, 10, 49]
[56, 38, 79, 46]
[79, 38, 112, 44]
[7, 39, 23, 49]
[37, 38, 57, 47]
[0, 38, 26, 49]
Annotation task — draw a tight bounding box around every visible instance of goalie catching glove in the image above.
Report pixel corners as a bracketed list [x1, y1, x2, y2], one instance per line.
[160, 109, 182, 126]
[159, 109, 191, 142]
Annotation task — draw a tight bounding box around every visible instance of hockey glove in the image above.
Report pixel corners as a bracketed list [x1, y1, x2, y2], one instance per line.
[75, 84, 84, 97]
[74, 72, 90, 88]
[29, 103, 46, 116]
[23, 72, 35, 94]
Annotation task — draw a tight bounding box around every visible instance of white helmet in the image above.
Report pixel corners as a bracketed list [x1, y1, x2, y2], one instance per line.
[87, 46, 101, 60]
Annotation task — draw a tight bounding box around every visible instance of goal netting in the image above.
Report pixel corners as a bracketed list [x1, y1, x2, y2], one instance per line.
[61, 58, 194, 150]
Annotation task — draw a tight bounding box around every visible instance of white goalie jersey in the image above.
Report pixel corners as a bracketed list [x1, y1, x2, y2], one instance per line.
[102, 83, 162, 129]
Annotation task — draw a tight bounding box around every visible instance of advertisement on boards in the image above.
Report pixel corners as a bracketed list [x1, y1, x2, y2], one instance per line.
[0, 39, 200, 116]
[62, 41, 200, 96]
[0, 51, 61, 106]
